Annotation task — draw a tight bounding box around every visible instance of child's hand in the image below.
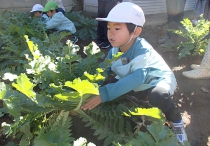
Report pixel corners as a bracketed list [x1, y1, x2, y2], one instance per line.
[81, 95, 102, 110]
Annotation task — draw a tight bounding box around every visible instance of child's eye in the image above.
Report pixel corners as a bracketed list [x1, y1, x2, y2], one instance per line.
[107, 28, 110, 30]
[115, 28, 120, 30]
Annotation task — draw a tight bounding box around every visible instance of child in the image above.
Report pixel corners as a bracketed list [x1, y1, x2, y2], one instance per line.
[47, 0, 66, 14]
[30, 4, 49, 21]
[42, 2, 77, 44]
[81, 2, 188, 144]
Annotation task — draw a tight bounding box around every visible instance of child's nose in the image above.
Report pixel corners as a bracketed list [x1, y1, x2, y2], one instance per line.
[109, 30, 114, 35]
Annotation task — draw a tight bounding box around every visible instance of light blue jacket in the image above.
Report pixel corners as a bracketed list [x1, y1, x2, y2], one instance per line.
[46, 12, 76, 34]
[40, 14, 49, 23]
[99, 37, 177, 103]
[42, 14, 49, 21]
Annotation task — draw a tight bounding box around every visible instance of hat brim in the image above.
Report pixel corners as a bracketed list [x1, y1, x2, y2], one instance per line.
[96, 17, 129, 23]
[42, 8, 49, 12]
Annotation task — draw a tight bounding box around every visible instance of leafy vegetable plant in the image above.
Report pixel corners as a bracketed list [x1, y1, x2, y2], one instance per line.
[172, 16, 210, 58]
[0, 10, 191, 146]
[65, 11, 97, 40]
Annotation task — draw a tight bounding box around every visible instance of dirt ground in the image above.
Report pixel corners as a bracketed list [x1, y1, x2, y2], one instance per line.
[0, 14, 210, 146]
[138, 24, 210, 146]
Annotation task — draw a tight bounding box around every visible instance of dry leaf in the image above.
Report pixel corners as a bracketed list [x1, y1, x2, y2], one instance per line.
[200, 86, 209, 93]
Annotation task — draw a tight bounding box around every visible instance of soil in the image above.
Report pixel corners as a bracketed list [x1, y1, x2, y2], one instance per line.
[0, 24, 210, 146]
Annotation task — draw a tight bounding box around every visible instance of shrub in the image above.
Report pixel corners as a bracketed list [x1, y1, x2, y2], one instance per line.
[172, 16, 210, 59]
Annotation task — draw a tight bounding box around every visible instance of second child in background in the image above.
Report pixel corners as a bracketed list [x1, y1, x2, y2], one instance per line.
[42, 2, 78, 44]
[30, 4, 49, 22]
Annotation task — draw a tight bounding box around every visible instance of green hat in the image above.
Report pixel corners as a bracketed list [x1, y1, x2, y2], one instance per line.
[42, 2, 58, 12]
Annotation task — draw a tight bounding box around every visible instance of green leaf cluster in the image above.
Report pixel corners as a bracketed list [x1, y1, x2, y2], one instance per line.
[34, 111, 74, 146]
[0, 11, 74, 74]
[0, 10, 46, 70]
[0, 10, 187, 146]
[0, 36, 106, 114]
[65, 11, 97, 40]
[171, 16, 210, 58]
[0, 36, 108, 145]
[78, 104, 134, 146]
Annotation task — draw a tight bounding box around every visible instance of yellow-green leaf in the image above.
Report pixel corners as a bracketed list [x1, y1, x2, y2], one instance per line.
[64, 78, 99, 96]
[124, 107, 163, 119]
[55, 91, 80, 101]
[12, 73, 36, 99]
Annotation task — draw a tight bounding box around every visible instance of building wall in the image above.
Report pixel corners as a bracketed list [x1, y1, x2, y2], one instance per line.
[83, 0, 196, 14]
[0, 0, 74, 13]
[0, 0, 196, 14]
[133, 0, 196, 14]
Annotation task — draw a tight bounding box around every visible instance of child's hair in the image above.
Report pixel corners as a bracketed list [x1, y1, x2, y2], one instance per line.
[49, 9, 58, 13]
[126, 23, 142, 34]
[34, 11, 42, 13]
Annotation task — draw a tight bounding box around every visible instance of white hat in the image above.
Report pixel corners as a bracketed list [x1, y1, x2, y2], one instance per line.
[30, 4, 44, 12]
[96, 2, 145, 26]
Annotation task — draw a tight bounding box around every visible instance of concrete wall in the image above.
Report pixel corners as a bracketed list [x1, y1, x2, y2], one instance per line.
[0, 0, 74, 13]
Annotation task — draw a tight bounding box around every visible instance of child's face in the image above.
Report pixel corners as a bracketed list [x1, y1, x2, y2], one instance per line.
[34, 12, 42, 18]
[46, 10, 56, 18]
[107, 22, 133, 48]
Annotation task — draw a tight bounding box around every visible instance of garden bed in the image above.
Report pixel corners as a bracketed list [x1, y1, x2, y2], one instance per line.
[0, 13, 210, 146]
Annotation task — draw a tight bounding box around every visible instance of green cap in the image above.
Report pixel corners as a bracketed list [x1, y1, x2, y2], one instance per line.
[42, 2, 58, 12]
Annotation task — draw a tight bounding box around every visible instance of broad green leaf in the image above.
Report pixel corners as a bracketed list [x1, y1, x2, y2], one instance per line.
[84, 71, 105, 82]
[55, 92, 80, 101]
[34, 132, 57, 146]
[105, 52, 123, 67]
[138, 131, 155, 146]
[34, 111, 72, 146]
[3, 89, 34, 117]
[96, 68, 103, 73]
[158, 136, 179, 146]
[64, 78, 99, 96]
[124, 107, 163, 119]
[19, 134, 31, 146]
[12, 73, 36, 99]
[19, 122, 33, 139]
[49, 83, 64, 93]
[146, 121, 176, 143]
[24, 35, 40, 59]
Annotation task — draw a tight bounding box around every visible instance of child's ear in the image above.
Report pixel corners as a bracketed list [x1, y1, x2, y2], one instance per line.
[133, 27, 142, 38]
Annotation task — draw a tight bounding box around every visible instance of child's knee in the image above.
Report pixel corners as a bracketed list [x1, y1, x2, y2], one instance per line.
[148, 89, 171, 108]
